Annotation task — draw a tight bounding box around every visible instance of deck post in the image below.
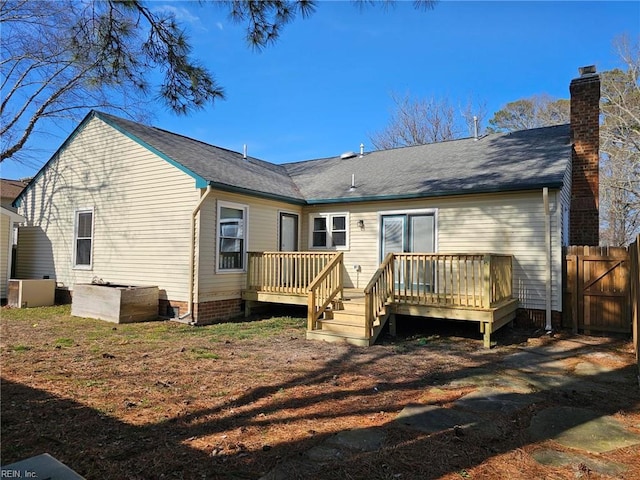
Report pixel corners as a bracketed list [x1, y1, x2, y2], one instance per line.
[481, 321, 493, 349]
[388, 313, 397, 336]
[364, 292, 372, 338]
[307, 290, 316, 331]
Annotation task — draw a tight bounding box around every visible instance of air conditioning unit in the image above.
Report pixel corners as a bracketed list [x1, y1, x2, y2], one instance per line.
[7, 279, 56, 308]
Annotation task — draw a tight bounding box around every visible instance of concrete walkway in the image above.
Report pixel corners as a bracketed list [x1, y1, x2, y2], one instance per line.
[260, 337, 640, 479]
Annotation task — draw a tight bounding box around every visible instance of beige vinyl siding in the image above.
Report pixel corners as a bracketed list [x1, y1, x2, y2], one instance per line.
[559, 158, 572, 246]
[302, 190, 563, 311]
[16, 116, 200, 302]
[1, 213, 10, 298]
[196, 190, 303, 302]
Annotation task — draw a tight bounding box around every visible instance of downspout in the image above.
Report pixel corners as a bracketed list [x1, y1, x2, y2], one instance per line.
[543, 187, 552, 332]
[180, 185, 214, 323]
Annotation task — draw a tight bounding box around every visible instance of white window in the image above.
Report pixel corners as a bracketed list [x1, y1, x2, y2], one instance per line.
[73, 208, 94, 268]
[310, 213, 348, 249]
[217, 202, 247, 271]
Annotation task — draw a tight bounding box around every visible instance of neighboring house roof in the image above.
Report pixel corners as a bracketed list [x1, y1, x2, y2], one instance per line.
[1, 179, 28, 211]
[0, 205, 25, 222]
[15, 111, 572, 207]
[284, 125, 571, 203]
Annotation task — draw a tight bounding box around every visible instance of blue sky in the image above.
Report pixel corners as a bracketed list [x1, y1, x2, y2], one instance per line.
[2, 0, 639, 180]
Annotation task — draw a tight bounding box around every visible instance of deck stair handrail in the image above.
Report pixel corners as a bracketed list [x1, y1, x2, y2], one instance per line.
[246, 251, 336, 295]
[363, 253, 395, 336]
[307, 252, 344, 331]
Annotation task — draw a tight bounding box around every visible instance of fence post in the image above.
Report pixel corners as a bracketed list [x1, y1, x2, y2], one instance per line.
[568, 253, 579, 334]
[631, 235, 639, 374]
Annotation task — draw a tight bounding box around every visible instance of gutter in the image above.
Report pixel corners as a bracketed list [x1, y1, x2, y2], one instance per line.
[543, 187, 552, 332]
[179, 185, 214, 323]
[305, 183, 565, 205]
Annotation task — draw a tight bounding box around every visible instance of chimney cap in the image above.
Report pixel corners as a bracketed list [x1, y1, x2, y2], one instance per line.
[579, 65, 597, 76]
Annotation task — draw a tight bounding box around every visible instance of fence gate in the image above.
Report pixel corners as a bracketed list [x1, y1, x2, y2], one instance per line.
[564, 246, 631, 334]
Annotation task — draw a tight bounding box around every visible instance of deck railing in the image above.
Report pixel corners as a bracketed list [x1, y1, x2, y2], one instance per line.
[307, 253, 344, 330]
[489, 254, 513, 305]
[364, 253, 395, 335]
[246, 252, 513, 339]
[392, 253, 513, 309]
[246, 252, 337, 295]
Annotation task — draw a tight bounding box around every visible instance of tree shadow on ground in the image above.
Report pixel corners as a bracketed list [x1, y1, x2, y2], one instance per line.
[2, 332, 639, 479]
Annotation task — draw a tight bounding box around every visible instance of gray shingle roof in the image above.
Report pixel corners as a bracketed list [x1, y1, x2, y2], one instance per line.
[283, 125, 571, 203]
[98, 112, 305, 202]
[99, 112, 570, 204]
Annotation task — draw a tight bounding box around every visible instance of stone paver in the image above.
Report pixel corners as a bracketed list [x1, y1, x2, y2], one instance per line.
[574, 361, 637, 383]
[447, 369, 535, 393]
[395, 404, 480, 433]
[531, 448, 628, 476]
[527, 406, 640, 453]
[326, 427, 386, 451]
[453, 387, 542, 414]
[260, 340, 639, 479]
[501, 351, 571, 374]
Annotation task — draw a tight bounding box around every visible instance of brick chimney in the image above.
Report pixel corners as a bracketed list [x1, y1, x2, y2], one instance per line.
[569, 65, 600, 246]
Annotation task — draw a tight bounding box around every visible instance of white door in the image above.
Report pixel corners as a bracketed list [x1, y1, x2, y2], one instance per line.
[279, 213, 298, 251]
[279, 213, 299, 286]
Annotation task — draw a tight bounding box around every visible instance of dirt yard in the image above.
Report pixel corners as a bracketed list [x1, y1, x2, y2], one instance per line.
[1, 305, 639, 479]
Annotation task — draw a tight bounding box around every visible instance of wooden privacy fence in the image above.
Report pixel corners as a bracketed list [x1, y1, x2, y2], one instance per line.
[629, 236, 639, 376]
[564, 245, 632, 334]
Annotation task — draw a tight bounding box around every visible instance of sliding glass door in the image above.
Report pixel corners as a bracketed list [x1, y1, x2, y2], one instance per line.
[381, 213, 435, 292]
[380, 213, 434, 259]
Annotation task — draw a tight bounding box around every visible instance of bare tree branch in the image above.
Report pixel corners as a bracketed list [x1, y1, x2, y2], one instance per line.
[599, 34, 640, 246]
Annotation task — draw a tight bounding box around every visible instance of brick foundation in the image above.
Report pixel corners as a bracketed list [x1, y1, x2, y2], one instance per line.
[159, 299, 189, 318]
[193, 298, 243, 325]
[514, 308, 562, 330]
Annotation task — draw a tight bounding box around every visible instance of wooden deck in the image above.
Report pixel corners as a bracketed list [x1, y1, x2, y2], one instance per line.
[242, 252, 518, 348]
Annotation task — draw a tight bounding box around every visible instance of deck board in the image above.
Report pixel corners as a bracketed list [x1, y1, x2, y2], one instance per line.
[242, 290, 308, 305]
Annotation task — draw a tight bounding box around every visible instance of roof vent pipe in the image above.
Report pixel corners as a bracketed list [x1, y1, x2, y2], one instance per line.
[360, 143, 364, 157]
[349, 173, 356, 192]
[473, 116, 479, 141]
[243, 144, 247, 160]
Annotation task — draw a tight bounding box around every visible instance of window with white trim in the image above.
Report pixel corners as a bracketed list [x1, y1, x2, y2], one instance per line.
[217, 202, 247, 271]
[73, 209, 94, 268]
[310, 213, 348, 249]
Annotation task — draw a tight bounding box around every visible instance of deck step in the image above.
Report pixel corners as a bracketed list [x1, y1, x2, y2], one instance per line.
[306, 329, 371, 347]
[318, 317, 368, 336]
[334, 297, 366, 314]
[331, 309, 365, 321]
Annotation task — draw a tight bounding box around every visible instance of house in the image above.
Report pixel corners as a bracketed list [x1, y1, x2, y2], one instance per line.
[13, 67, 600, 346]
[1, 179, 27, 300]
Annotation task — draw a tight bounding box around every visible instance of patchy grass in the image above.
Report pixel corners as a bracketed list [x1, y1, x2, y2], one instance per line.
[1, 305, 639, 480]
[8, 344, 31, 352]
